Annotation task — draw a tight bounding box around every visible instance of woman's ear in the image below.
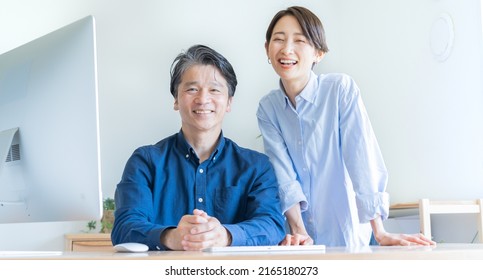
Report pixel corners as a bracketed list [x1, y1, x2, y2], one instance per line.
[315, 50, 325, 63]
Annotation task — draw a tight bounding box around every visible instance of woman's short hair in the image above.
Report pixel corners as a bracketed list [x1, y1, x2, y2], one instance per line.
[265, 6, 329, 53]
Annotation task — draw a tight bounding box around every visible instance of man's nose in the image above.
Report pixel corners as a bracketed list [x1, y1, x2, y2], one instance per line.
[195, 89, 210, 104]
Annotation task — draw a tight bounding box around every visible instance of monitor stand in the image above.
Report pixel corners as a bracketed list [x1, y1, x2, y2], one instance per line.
[0, 127, 26, 206]
[0, 127, 18, 177]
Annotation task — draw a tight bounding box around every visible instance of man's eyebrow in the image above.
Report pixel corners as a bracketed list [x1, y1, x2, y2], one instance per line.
[181, 81, 199, 87]
[181, 80, 226, 88]
[210, 80, 226, 87]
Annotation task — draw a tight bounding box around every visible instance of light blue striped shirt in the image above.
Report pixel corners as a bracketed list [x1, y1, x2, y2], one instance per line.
[257, 72, 389, 247]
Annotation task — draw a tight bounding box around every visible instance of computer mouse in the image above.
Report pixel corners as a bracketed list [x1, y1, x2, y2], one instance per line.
[113, 242, 149, 253]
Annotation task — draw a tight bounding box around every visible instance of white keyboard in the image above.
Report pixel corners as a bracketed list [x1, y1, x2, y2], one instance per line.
[203, 245, 326, 253]
[0, 251, 63, 258]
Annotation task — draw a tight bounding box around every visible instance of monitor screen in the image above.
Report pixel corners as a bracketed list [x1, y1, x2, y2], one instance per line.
[0, 16, 102, 223]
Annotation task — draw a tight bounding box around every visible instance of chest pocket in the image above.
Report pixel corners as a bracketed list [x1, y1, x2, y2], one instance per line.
[214, 185, 246, 224]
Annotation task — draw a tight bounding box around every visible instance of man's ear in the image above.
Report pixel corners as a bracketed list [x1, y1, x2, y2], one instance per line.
[173, 98, 179, 111]
[226, 97, 233, 113]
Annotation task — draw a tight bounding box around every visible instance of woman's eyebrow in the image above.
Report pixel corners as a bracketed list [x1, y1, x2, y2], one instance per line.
[273, 31, 305, 37]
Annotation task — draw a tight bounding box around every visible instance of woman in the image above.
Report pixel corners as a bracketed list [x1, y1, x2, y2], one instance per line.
[257, 6, 434, 247]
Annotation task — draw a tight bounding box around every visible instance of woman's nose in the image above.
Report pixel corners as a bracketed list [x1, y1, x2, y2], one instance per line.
[281, 42, 294, 55]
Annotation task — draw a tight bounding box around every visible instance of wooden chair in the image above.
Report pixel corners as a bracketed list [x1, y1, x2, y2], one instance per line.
[419, 199, 483, 243]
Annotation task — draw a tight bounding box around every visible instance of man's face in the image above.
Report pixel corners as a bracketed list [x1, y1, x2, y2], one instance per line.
[174, 64, 232, 135]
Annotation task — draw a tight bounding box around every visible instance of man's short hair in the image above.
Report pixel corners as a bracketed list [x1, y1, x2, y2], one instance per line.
[170, 44, 237, 98]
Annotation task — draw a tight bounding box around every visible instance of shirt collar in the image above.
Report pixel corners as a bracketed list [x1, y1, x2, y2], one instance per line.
[176, 129, 225, 162]
[280, 71, 318, 108]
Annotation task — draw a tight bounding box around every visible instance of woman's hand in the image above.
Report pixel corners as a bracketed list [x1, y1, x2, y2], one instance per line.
[371, 215, 436, 246]
[375, 232, 436, 246]
[279, 233, 314, 246]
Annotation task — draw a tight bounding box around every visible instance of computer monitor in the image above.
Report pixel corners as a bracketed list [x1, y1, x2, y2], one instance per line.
[0, 16, 102, 223]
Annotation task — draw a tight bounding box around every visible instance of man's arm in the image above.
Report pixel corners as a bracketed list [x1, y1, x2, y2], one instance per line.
[111, 147, 172, 250]
[221, 154, 286, 246]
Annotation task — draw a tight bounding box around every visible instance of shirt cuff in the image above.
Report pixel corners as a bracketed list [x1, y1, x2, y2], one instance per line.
[355, 192, 390, 223]
[279, 181, 308, 213]
[223, 224, 246, 246]
[149, 226, 174, 251]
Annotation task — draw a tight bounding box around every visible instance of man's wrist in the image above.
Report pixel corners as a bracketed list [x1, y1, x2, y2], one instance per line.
[225, 229, 232, 246]
[160, 228, 176, 250]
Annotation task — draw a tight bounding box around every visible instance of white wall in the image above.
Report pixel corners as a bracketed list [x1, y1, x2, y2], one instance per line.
[318, 0, 483, 204]
[320, 0, 483, 242]
[0, 0, 482, 250]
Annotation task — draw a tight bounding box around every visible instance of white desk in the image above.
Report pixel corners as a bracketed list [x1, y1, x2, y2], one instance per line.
[2, 243, 483, 260]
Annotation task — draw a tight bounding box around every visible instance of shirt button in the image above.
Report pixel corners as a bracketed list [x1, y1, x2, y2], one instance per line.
[185, 154, 189, 158]
[298, 140, 302, 145]
[198, 197, 203, 203]
[199, 169, 204, 174]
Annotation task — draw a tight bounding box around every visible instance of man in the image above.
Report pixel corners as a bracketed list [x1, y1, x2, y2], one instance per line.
[111, 45, 285, 251]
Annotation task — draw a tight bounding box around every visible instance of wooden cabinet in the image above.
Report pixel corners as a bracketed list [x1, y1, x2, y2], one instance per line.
[65, 233, 113, 252]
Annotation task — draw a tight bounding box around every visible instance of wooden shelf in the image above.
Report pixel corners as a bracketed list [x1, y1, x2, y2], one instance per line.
[65, 233, 113, 252]
[390, 202, 419, 210]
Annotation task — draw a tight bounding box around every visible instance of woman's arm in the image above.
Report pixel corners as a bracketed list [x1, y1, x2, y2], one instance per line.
[280, 203, 314, 245]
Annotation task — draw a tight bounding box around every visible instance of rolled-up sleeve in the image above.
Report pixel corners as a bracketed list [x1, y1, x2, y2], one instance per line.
[355, 192, 390, 222]
[339, 75, 389, 223]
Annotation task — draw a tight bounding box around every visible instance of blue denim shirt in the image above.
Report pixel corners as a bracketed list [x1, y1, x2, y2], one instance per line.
[111, 131, 285, 250]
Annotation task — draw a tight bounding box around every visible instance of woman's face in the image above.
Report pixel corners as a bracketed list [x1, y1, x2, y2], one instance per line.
[266, 15, 323, 85]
